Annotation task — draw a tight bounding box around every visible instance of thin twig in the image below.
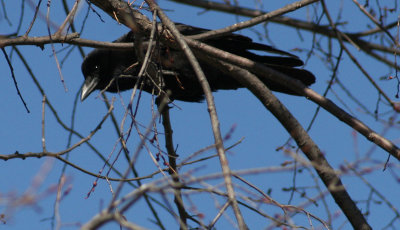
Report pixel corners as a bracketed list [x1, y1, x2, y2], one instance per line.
[42, 95, 47, 152]
[45, 0, 68, 91]
[188, 0, 319, 40]
[1, 47, 30, 113]
[24, 0, 43, 36]
[56, 0, 81, 36]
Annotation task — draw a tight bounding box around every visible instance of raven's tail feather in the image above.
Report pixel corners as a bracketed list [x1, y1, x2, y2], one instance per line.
[262, 65, 316, 95]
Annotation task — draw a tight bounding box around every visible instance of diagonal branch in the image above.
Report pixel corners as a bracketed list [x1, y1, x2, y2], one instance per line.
[144, 1, 248, 228]
[183, 37, 400, 161]
[197, 54, 371, 229]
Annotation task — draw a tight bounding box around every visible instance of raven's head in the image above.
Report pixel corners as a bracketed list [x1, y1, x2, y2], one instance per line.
[81, 49, 108, 101]
[81, 48, 138, 101]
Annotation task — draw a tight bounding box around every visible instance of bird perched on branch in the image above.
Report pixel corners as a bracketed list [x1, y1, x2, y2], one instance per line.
[80, 24, 315, 102]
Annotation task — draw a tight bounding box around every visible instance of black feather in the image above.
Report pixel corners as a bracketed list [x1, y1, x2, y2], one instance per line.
[81, 24, 315, 102]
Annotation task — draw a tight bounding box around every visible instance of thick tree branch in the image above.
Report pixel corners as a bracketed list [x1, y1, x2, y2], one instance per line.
[184, 38, 400, 161]
[159, 101, 189, 230]
[0, 33, 132, 49]
[198, 55, 371, 229]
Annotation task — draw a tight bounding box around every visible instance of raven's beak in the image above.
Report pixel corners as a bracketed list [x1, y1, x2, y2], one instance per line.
[81, 76, 100, 101]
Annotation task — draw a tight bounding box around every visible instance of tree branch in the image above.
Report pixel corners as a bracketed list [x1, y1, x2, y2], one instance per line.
[197, 55, 371, 229]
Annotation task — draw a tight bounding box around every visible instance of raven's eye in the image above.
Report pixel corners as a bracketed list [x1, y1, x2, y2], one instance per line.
[93, 65, 100, 72]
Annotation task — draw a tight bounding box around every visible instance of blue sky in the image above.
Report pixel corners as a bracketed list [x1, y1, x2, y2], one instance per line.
[1, 0, 399, 229]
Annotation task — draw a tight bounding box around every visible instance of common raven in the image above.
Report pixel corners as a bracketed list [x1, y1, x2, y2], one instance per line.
[81, 24, 315, 102]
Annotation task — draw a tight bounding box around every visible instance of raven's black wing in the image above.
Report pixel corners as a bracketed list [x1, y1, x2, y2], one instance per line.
[173, 24, 315, 97]
[81, 24, 315, 102]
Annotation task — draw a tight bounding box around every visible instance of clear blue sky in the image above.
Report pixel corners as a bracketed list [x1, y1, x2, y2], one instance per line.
[1, 0, 399, 229]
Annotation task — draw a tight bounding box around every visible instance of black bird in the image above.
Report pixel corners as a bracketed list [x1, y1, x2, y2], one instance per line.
[81, 24, 315, 102]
